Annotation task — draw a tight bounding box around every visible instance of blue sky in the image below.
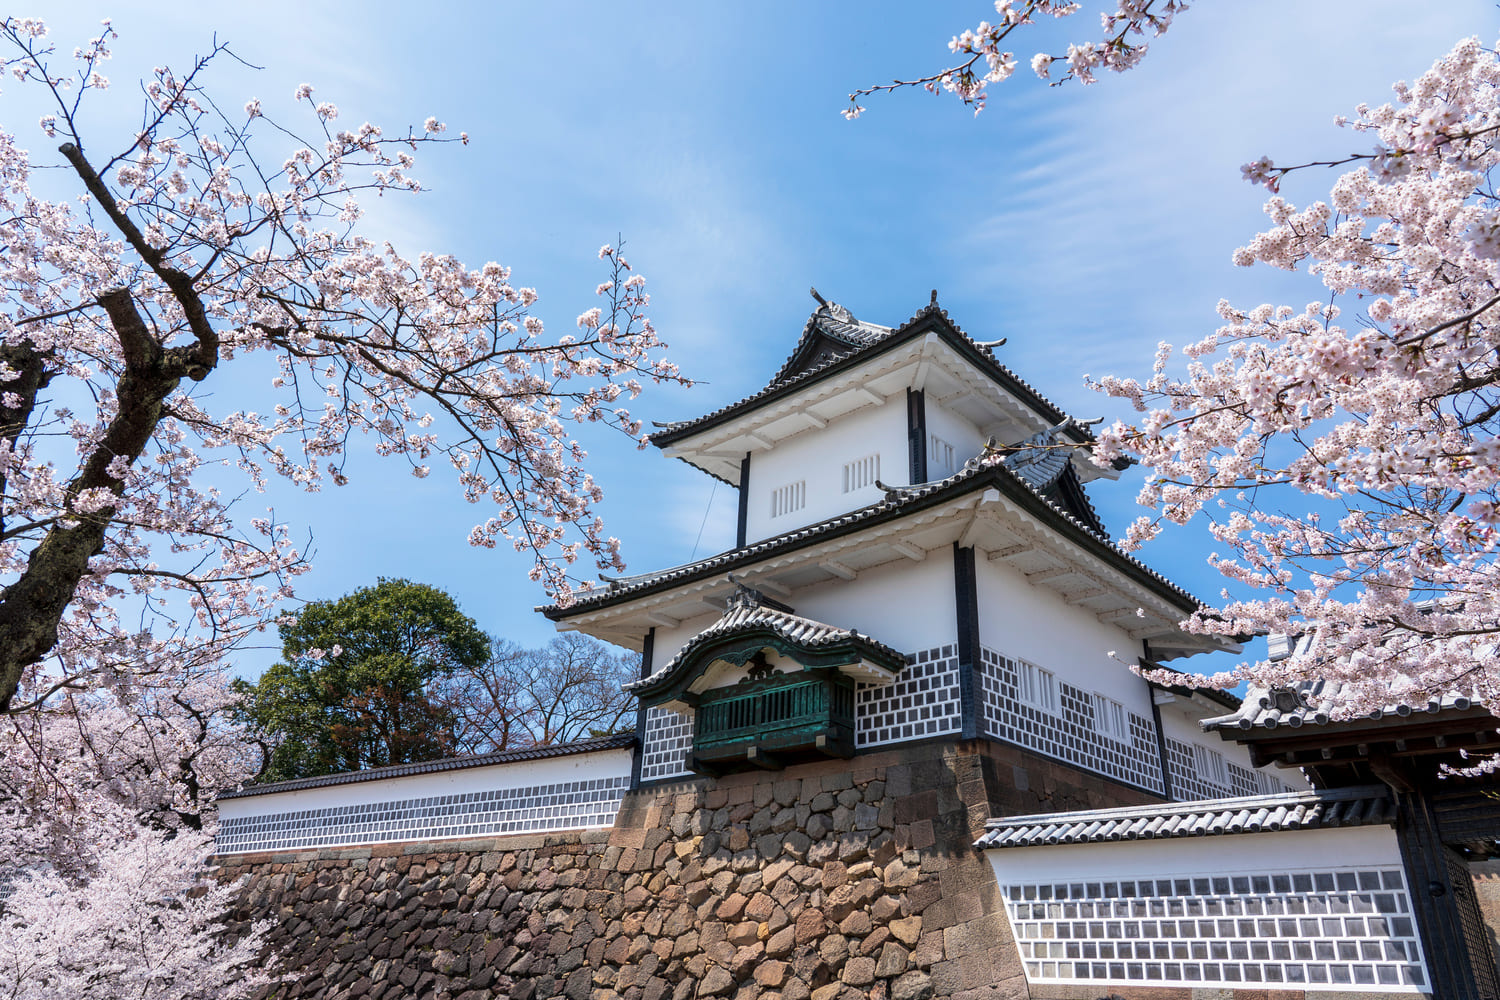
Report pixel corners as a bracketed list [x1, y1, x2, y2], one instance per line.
[23, 3, 1499, 676]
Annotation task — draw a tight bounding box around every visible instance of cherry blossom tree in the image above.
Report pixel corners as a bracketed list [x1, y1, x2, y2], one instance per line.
[1087, 35, 1500, 715]
[852, 8, 1500, 718]
[844, 1, 1188, 119]
[0, 667, 272, 999]
[0, 16, 680, 996]
[0, 17, 678, 715]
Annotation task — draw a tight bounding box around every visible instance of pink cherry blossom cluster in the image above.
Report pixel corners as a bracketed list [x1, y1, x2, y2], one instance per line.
[0, 17, 688, 989]
[845, 0, 1185, 118]
[1092, 35, 1500, 719]
[1, 663, 273, 997]
[0, 16, 686, 723]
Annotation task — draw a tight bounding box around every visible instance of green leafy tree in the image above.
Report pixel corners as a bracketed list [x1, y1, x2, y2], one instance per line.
[239, 579, 489, 781]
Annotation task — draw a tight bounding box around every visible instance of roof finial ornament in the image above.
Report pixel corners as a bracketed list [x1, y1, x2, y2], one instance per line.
[872, 479, 907, 500]
[809, 287, 827, 307]
[725, 574, 765, 611]
[930, 288, 938, 306]
[961, 436, 1002, 473]
[975, 337, 1007, 349]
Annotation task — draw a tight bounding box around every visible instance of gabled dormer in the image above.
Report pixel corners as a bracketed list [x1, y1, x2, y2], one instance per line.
[649, 292, 1125, 547]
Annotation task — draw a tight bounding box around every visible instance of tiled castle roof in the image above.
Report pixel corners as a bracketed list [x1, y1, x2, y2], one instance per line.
[1202, 681, 1478, 733]
[648, 296, 1095, 451]
[626, 586, 905, 694]
[540, 457, 1205, 620]
[975, 786, 1395, 849]
[218, 732, 636, 800]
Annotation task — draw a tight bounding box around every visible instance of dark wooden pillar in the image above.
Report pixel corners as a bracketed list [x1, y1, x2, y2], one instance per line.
[629, 627, 656, 791]
[907, 388, 927, 485]
[953, 542, 979, 740]
[1393, 787, 1500, 998]
[735, 453, 750, 549]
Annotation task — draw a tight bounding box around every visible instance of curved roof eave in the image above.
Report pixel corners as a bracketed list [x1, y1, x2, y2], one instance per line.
[647, 303, 1117, 464]
[628, 619, 905, 706]
[541, 461, 1208, 625]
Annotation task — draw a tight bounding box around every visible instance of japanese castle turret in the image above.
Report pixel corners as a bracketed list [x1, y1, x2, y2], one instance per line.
[545, 293, 1278, 796]
[214, 294, 1500, 1000]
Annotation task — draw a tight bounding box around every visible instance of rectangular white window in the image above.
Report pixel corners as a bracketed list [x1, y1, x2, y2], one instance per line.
[769, 480, 806, 518]
[928, 434, 955, 477]
[1192, 743, 1229, 788]
[842, 453, 880, 493]
[1093, 694, 1128, 742]
[1018, 661, 1056, 713]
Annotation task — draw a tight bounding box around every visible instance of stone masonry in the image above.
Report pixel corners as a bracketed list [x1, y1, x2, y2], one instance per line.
[218, 739, 1162, 1000]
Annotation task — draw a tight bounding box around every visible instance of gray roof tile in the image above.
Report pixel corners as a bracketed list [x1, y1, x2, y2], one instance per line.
[1202, 680, 1477, 733]
[542, 458, 1205, 619]
[975, 785, 1394, 849]
[648, 299, 1085, 451]
[626, 587, 904, 693]
[218, 732, 635, 800]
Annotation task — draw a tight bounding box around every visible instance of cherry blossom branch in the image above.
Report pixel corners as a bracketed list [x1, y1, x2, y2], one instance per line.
[845, 1, 1185, 119]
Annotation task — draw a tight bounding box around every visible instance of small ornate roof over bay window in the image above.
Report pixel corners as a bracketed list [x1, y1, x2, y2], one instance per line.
[628, 583, 905, 709]
[628, 583, 905, 774]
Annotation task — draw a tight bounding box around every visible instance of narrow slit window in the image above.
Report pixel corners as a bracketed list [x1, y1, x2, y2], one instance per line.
[1018, 661, 1057, 713]
[1192, 743, 1229, 788]
[1094, 694, 1128, 742]
[842, 453, 880, 493]
[769, 480, 806, 518]
[928, 434, 955, 477]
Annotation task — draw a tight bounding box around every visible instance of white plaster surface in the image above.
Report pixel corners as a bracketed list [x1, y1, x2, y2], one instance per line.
[975, 553, 1148, 709]
[793, 551, 957, 655]
[744, 396, 904, 543]
[923, 397, 984, 477]
[216, 747, 634, 823]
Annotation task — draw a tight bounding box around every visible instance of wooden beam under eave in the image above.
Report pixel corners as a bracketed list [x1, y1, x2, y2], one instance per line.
[989, 543, 1032, 561]
[852, 386, 885, 406]
[802, 412, 827, 429]
[743, 576, 792, 599]
[821, 560, 857, 580]
[890, 540, 925, 562]
[1025, 565, 1071, 584]
[645, 612, 681, 629]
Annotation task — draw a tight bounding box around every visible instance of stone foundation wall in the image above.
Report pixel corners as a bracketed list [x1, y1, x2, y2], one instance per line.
[217, 739, 1159, 1000]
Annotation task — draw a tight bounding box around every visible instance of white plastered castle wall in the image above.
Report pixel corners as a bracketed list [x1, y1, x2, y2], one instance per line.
[986, 826, 1429, 994]
[216, 747, 634, 853]
[1155, 699, 1309, 798]
[974, 551, 1149, 710]
[644, 608, 723, 676]
[922, 396, 985, 479]
[791, 551, 957, 655]
[744, 396, 905, 544]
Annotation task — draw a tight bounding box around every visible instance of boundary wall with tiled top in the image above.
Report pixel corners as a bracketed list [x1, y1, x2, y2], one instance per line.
[219, 737, 1447, 1000]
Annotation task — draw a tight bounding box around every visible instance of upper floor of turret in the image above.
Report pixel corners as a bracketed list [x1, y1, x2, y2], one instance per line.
[648, 291, 1124, 547]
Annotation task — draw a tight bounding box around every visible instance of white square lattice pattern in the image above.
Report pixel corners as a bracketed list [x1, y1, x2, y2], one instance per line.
[217, 775, 629, 853]
[855, 645, 962, 748]
[1003, 868, 1427, 992]
[978, 647, 1165, 794]
[640, 705, 694, 781]
[1165, 737, 1288, 801]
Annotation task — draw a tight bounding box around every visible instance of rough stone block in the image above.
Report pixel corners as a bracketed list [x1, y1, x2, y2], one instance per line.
[755, 959, 788, 988]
